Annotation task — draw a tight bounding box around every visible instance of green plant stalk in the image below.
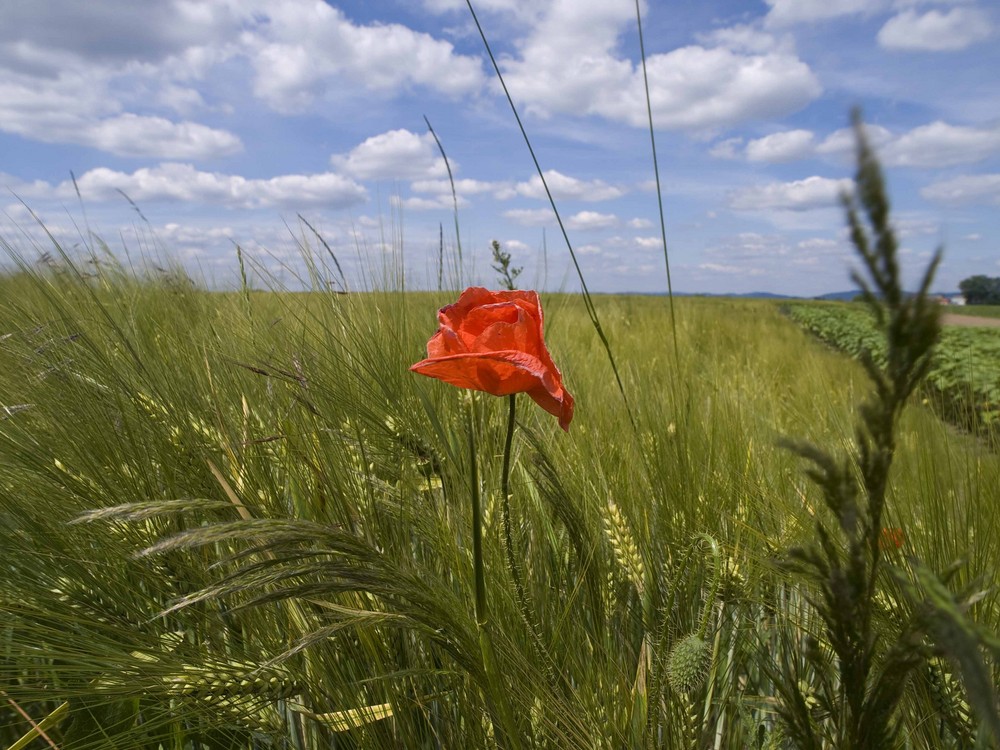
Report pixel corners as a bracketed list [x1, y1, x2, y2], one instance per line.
[467, 400, 523, 750]
[633, 0, 679, 368]
[464, 0, 636, 431]
[6, 698, 68, 750]
[499, 394, 561, 693]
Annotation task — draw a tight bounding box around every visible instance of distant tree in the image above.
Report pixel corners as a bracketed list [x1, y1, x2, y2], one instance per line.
[958, 275, 1000, 305]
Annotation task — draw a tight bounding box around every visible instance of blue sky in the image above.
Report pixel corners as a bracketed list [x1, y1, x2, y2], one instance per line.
[1, 0, 997, 295]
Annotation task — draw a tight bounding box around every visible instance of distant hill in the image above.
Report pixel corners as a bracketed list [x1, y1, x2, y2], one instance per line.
[813, 290, 962, 301]
[814, 290, 861, 301]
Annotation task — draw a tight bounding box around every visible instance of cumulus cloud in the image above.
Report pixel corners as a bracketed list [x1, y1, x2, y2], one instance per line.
[87, 114, 242, 159]
[878, 7, 994, 51]
[393, 194, 467, 211]
[244, 2, 484, 111]
[815, 124, 894, 158]
[495, 1, 820, 131]
[410, 178, 514, 200]
[333, 130, 448, 181]
[634, 236, 662, 248]
[503, 208, 556, 226]
[0, 0, 486, 157]
[501, 239, 533, 255]
[0, 69, 242, 159]
[709, 138, 744, 159]
[745, 130, 816, 162]
[565, 211, 618, 230]
[698, 231, 849, 282]
[729, 176, 853, 211]
[764, 0, 882, 26]
[31, 163, 368, 210]
[882, 122, 1000, 166]
[419, 0, 542, 24]
[921, 173, 1000, 205]
[0, 1, 238, 69]
[699, 24, 792, 54]
[699, 262, 764, 275]
[515, 170, 625, 201]
[704, 232, 791, 260]
[716, 121, 999, 168]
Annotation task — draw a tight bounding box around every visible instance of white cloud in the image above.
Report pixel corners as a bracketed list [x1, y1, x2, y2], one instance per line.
[882, 122, 1000, 167]
[241, 3, 485, 111]
[627, 217, 653, 229]
[87, 114, 242, 159]
[565, 211, 618, 230]
[729, 176, 853, 211]
[392, 194, 467, 211]
[713, 120, 1000, 169]
[764, 0, 883, 25]
[634, 236, 662, 248]
[496, 1, 820, 131]
[699, 24, 792, 54]
[797, 237, 841, 252]
[31, 163, 368, 210]
[0, 1, 486, 157]
[334, 130, 448, 181]
[779, 121, 998, 168]
[515, 170, 625, 201]
[705, 232, 791, 260]
[0, 70, 242, 159]
[921, 173, 1000, 205]
[709, 138, 744, 159]
[577, 244, 603, 255]
[420, 0, 542, 24]
[410, 177, 513, 199]
[501, 239, 533, 255]
[816, 124, 894, 159]
[746, 129, 816, 162]
[159, 223, 236, 244]
[699, 262, 761, 275]
[878, 8, 994, 51]
[503, 208, 556, 226]
[894, 216, 940, 238]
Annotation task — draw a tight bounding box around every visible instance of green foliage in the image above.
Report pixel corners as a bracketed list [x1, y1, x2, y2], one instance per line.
[490, 239, 523, 291]
[786, 303, 1000, 431]
[772, 113, 1000, 749]
[2, 242, 999, 747]
[2, 115, 999, 750]
[958, 275, 1000, 305]
[947, 304, 1000, 320]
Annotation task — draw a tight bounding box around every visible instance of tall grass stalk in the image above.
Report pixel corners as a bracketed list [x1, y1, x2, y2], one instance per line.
[463, 0, 635, 429]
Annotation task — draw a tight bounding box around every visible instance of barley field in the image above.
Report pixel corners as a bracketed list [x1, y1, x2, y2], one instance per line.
[1, 224, 999, 748]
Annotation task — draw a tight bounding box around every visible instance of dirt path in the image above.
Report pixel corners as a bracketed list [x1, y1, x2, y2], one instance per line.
[941, 313, 1000, 328]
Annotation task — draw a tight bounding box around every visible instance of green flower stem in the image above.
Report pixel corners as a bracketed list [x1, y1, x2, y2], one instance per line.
[500, 395, 529, 630]
[500, 395, 561, 693]
[466, 399, 522, 750]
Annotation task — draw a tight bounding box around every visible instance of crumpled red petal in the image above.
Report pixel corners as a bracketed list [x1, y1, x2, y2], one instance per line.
[410, 287, 574, 430]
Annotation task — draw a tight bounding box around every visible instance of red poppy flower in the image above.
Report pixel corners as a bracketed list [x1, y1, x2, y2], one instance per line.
[410, 287, 574, 430]
[879, 527, 904, 550]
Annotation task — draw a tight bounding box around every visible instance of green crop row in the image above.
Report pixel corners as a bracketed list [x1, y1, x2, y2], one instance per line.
[786, 303, 1000, 430]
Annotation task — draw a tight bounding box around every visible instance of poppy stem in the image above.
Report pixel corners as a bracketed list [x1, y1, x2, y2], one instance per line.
[500, 397, 522, 613]
[501, 394, 516, 514]
[468, 401, 487, 630]
[500, 396, 562, 692]
[467, 398, 523, 750]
